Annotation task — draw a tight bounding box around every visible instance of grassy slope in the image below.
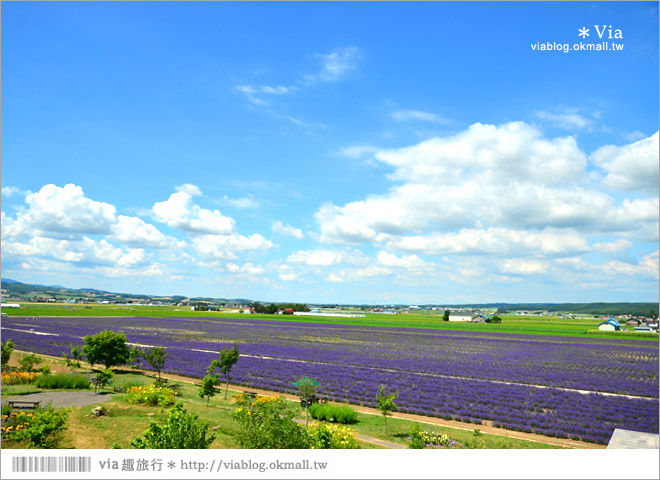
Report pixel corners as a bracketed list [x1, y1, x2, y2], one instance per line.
[5, 303, 656, 340]
[1, 354, 557, 449]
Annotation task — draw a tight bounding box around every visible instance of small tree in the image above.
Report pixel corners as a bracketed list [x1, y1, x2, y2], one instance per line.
[143, 347, 168, 382]
[294, 376, 320, 428]
[443, 310, 450, 321]
[198, 374, 218, 406]
[208, 342, 239, 399]
[376, 384, 398, 435]
[1, 339, 14, 367]
[83, 330, 130, 369]
[64, 344, 84, 368]
[128, 346, 143, 369]
[19, 353, 43, 372]
[130, 403, 216, 449]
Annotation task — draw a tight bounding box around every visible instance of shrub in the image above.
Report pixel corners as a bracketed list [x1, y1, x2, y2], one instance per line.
[19, 353, 43, 372]
[38, 365, 52, 375]
[1, 371, 40, 385]
[126, 384, 175, 407]
[308, 422, 360, 449]
[3, 406, 69, 448]
[408, 425, 454, 448]
[112, 378, 147, 393]
[130, 403, 215, 449]
[34, 373, 90, 390]
[308, 403, 358, 424]
[232, 394, 310, 449]
[1, 339, 14, 366]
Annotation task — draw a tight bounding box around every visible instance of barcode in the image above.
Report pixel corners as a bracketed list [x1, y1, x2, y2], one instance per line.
[11, 456, 92, 473]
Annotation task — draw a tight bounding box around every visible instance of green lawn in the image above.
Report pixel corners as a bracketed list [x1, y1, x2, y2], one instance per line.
[5, 302, 655, 340]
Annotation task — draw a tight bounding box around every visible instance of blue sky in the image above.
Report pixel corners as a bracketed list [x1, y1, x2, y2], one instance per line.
[2, 1, 658, 304]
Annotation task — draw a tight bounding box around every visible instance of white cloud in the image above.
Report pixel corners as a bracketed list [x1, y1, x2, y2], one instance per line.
[535, 109, 593, 130]
[337, 145, 380, 159]
[111, 215, 178, 249]
[592, 239, 633, 254]
[384, 228, 590, 257]
[1, 186, 31, 197]
[500, 259, 549, 275]
[599, 250, 659, 278]
[271, 220, 305, 239]
[591, 132, 659, 193]
[174, 184, 203, 196]
[22, 184, 117, 237]
[314, 123, 658, 248]
[226, 262, 265, 276]
[391, 110, 450, 124]
[221, 194, 259, 209]
[375, 122, 587, 186]
[305, 47, 360, 84]
[287, 248, 368, 267]
[152, 191, 235, 234]
[234, 84, 297, 106]
[192, 233, 273, 260]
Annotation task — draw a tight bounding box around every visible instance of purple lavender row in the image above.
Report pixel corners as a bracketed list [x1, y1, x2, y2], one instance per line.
[3, 319, 658, 444]
[4, 315, 656, 397]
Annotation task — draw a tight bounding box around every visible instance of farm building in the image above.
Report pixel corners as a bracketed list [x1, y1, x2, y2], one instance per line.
[448, 312, 473, 322]
[471, 315, 488, 323]
[598, 318, 621, 331]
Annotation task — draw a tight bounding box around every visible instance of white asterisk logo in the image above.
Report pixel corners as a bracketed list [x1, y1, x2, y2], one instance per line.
[578, 27, 590, 38]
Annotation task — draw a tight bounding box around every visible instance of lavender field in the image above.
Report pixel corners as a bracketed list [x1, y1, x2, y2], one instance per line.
[3, 315, 658, 444]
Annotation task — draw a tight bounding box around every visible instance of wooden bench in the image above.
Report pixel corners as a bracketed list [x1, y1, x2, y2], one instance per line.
[243, 391, 258, 398]
[7, 400, 41, 410]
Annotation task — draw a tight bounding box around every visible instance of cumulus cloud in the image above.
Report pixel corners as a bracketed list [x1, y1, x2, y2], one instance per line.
[175, 184, 203, 196]
[20, 184, 117, 237]
[111, 215, 177, 249]
[152, 191, 235, 234]
[192, 233, 273, 260]
[313, 122, 658, 250]
[591, 131, 659, 193]
[271, 220, 305, 239]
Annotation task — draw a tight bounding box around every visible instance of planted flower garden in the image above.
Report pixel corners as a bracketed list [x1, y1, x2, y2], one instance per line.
[2, 315, 658, 444]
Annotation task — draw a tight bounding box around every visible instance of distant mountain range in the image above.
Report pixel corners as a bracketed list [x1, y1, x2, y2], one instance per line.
[1, 278, 657, 316]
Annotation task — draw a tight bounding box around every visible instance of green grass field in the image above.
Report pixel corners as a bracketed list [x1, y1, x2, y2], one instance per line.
[4, 302, 656, 340]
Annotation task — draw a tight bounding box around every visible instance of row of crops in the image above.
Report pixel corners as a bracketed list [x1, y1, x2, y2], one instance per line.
[2, 315, 658, 444]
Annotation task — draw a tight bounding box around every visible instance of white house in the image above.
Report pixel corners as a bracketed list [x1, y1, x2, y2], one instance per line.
[448, 312, 473, 322]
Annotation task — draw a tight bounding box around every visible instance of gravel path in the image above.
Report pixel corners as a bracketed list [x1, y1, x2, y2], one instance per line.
[2, 391, 112, 409]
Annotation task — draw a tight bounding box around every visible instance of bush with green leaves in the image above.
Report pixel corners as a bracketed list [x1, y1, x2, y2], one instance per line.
[18, 353, 43, 372]
[130, 403, 215, 449]
[308, 403, 358, 424]
[308, 422, 360, 449]
[125, 384, 175, 407]
[1, 339, 14, 367]
[232, 394, 310, 449]
[34, 373, 90, 390]
[6, 406, 70, 448]
[408, 424, 454, 449]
